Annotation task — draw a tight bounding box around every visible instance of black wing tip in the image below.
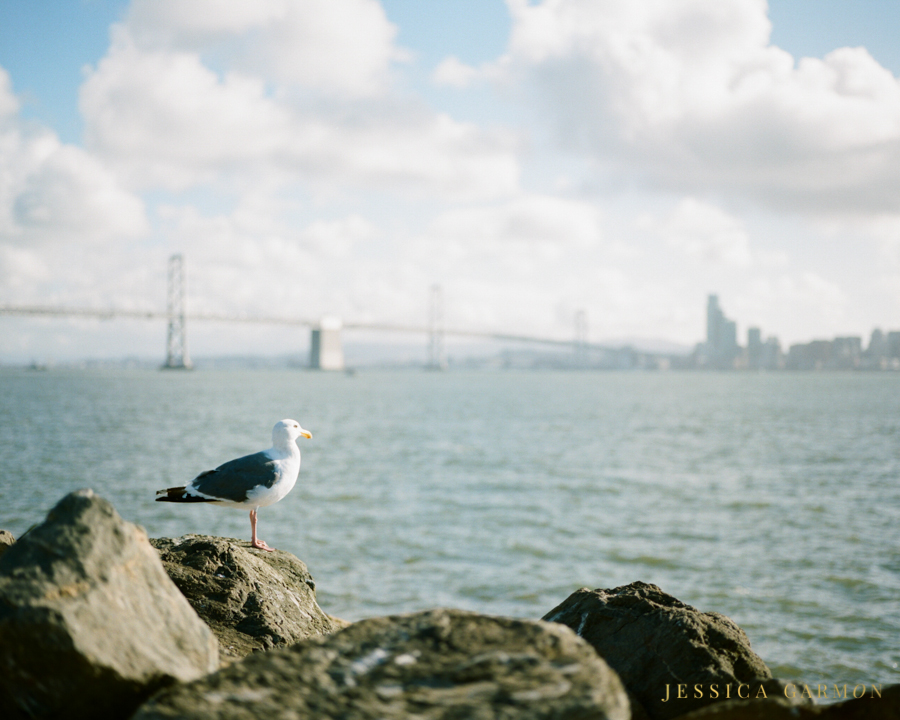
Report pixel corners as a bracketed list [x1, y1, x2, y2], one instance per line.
[155, 486, 213, 503]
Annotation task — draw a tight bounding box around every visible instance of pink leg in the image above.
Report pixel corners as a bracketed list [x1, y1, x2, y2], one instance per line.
[249, 508, 273, 551]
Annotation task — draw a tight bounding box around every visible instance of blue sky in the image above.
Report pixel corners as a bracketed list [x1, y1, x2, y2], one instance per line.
[2, 0, 515, 143]
[5, 1, 900, 143]
[0, 0, 900, 143]
[3, 0, 900, 361]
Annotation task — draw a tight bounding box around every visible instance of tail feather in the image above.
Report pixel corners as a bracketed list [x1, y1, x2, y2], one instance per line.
[155, 486, 212, 503]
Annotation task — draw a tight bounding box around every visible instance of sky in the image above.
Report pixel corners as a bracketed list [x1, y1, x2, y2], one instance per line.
[3, 0, 900, 362]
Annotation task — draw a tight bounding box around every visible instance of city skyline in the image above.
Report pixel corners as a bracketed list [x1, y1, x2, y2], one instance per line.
[4, 1, 900, 362]
[698, 293, 900, 371]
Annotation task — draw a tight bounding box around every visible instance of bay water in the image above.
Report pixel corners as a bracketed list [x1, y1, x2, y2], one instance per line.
[1, 367, 898, 691]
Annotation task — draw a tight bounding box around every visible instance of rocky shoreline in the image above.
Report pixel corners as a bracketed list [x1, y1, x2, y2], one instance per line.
[0, 490, 896, 719]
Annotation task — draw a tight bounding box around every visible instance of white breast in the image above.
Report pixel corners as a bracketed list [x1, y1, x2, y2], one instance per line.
[247, 452, 301, 507]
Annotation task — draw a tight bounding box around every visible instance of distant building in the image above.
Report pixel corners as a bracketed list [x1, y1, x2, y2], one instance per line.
[867, 329, 886, 358]
[888, 331, 900, 359]
[694, 296, 896, 372]
[831, 337, 862, 369]
[761, 337, 782, 370]
[863, 328, 900, 370]
[706, 295, 722, 347]
[785, 337, 860, 370]
[747, 327, 762, 370]
[786, 340, 831, 370]
[704, 295, 740, 368]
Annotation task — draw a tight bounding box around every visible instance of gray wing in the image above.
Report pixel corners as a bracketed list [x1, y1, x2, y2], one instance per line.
[189, 451, 279, 502]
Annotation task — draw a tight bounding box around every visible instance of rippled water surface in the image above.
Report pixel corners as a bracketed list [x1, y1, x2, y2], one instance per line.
[1, 368, 898, 688]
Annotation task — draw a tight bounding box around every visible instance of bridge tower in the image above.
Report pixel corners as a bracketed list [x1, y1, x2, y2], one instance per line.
[163, 254, 192, 369]
[574, 309, 588, 368]
[310, 316, 345, 370]
[427, 284, 447, 370]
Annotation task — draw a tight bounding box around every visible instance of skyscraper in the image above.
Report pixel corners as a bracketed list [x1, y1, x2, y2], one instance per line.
[747, 327, 762, 370]
[707, 295, 723, 348]
[705, 294, 739, 368]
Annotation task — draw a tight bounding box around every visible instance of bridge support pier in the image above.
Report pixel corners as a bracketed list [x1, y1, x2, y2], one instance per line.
[427, 284, 447, 370]
[310, 317, 344, 370]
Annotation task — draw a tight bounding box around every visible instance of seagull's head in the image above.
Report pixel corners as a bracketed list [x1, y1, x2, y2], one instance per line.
[273, 419, 312, 447]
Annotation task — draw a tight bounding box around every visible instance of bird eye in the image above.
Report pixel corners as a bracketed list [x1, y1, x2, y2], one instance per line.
[293, 424, 298, 428]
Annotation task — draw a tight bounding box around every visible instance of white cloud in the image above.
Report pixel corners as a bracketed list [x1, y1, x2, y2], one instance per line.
[639, 197, 752, 266]
[151, 193, 611, 334]
[0, 67, 148, 302]
[153, 199, 420, 324]
[10, 143, 147, 240]
[125, 0, 405, 97]
[299, 215, 377, 260]
[738, 270, 849, 341]
[504, 0, 900, 213]
[422, 194, 603, 277]
[432, 56, 480, 88]
[80, 18, 519, 199]
[855, 213, 900, 268]
[80, 39, 295, 190]
[403, 194, 615, 334]
[7, 0, 900, 361]
[0, 68, 19, 117]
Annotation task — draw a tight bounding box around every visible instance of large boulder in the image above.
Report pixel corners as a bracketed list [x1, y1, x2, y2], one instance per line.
[150, 535, 343, 662]
[543, 582, 772, 720]
[134, 608, 630, 720]
[0, 490, 219, 720]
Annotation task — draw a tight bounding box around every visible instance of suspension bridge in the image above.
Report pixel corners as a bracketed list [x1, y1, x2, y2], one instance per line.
[1, 255, 663, 370]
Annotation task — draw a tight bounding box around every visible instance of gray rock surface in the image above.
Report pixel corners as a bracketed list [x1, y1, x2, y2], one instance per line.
[150, 534, 342, 662]
[542, 582, 772, 720]
[0, 529, 14, 559]
[0, 489, 219, 720]
[134, 607, 630, 720]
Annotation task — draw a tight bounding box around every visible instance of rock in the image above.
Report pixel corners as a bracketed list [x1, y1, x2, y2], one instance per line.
[0, 529, 14, 559]
[669, 682, 899, 719]
[670, 697, 816, 719]
[542, 582, 772, 720]
[671, 701, 808, 719]
[150, 535, 341, 662]
[0, 490, 219, 720]
[628, 690, 654, 720]
[817, 683, 900, 720]
[134, 608, 630, 720]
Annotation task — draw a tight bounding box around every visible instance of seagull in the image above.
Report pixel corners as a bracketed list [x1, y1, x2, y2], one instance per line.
[156, 419, 312, 551]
